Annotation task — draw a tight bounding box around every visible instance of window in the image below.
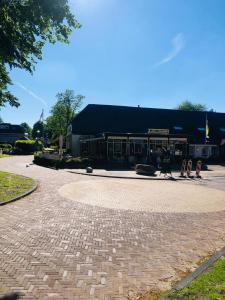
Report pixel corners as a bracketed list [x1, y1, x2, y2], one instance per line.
[201, 147, 208, 157]
[114, 142, 122, 153]
[130, 139, 147, 155]
[174, 126, 183, 130]
[189, 146, 194, 156]
[198, 128, 205, 131]
[220, 128, 225, 132]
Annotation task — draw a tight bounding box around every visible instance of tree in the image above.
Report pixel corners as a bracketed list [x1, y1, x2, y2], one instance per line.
[0, 116, 3, 123]
[32, 121, 45, 139]
[0, 0, 80, 108]
[176, 100, 206, 111]
[46, 90, 84, 139]
[20, 122, 32, 137]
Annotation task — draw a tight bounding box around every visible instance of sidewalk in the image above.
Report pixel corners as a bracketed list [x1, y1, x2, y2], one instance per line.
[66, 165, 225, 180]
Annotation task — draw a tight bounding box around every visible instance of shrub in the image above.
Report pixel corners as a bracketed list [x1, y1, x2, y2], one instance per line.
[15, 140, 43, 154]
[0, 143, 13, 154]
[33, 154, 106, 169]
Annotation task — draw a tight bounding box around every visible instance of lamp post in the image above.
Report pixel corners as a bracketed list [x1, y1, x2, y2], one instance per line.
[36, 130, 40, 137]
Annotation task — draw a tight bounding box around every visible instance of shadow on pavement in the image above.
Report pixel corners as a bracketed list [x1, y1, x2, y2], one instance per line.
[0, 293, 20, 300]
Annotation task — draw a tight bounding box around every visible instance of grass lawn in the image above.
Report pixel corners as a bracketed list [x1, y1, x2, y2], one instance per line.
[165, 257, 225, 299]
[0, 171, 35, 204]
[0, 154, 9, 158]
[138, 257, 225, 300]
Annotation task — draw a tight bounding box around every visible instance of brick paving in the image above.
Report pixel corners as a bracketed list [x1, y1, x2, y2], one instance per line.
[59, 179, 225, 213]
[0, 156, 225, 300]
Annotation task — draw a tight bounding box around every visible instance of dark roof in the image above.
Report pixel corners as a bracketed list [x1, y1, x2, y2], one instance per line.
[0, 123, 25, 134]
[71, 104, 225, 144]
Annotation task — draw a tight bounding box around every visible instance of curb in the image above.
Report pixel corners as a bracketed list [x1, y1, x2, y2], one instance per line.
[66, 170, 182, 181]
[161, 245, 225, 299]
[0, 179, 38, 206]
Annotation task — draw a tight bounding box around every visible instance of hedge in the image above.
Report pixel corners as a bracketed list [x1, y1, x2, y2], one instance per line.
[15, 140, 43, 154]
[33, 154, 106, 169]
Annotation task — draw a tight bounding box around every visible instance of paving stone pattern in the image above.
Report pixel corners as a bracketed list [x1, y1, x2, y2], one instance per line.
[0, 156, 225, 300]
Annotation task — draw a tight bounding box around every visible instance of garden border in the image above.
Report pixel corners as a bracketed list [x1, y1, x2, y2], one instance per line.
[0, 178, 38, 206]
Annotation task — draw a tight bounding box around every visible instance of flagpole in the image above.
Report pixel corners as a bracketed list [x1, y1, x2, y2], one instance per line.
[39, 109, 45, 145]
[42, 109, 44, 144]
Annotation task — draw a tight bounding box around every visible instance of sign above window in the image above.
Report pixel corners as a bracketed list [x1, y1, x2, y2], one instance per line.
[148, 129, 169, 135]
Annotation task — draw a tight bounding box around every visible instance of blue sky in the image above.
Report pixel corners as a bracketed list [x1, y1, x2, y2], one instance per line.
[1, 0, 225, 126]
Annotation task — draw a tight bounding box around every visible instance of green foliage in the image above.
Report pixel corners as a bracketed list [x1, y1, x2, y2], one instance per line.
[165, 258, 225, 300]
[0, 143, 12, 154]
[0, 0, 80, 107]
[15, 139, 43, 154]
[32, 121, 45, 139]
[0, 154, 9, 158]
[20, 122, 32, 138]
[0, 116, 3, 123]
[176, 100, 206, 111]
[46, 90, 84, 139]
[33, 154, 105, 169]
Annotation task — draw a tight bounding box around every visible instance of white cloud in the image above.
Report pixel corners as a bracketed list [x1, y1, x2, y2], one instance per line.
[16, 82, 48, 107]
[155, 33, 185, 66]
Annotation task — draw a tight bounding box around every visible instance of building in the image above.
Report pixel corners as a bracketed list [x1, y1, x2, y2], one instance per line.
[66, 104, 225, 162]
[0, 123, 27, 144]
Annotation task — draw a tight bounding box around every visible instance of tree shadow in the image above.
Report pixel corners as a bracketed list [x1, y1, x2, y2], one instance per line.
[0, 293, 20, 300]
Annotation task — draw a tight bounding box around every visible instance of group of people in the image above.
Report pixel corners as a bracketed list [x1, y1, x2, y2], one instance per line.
[147, 147, 203, 178]
[180, 159, 202, 178]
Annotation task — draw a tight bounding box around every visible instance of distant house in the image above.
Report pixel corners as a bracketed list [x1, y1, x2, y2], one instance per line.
[0, 123, 27, 144]
[66, 104, 225, 162]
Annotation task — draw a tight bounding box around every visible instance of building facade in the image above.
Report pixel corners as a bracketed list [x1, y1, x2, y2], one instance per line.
[66, 104, 225, 162]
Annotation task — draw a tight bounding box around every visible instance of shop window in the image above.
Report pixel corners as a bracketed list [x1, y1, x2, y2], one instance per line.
[201, 147, 208, 157]
[114, 142, 122, 153]
[189, 146, 194, 156]
[174, 126, 183, 130]
[212, 147, 218, 157]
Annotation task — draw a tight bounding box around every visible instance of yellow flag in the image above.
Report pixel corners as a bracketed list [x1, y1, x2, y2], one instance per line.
[206, 116, 209, 138]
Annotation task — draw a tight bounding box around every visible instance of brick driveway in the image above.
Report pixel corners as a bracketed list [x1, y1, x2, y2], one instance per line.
[0, 156, 225, 300]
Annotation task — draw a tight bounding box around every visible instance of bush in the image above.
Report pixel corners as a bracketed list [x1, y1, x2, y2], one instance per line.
[0, 143, 13, 154]
[33, 154, 106, 169]
[15, 140, 43, 154]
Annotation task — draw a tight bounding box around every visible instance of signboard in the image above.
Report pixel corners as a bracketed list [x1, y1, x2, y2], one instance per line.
[148, 128, 169, 135]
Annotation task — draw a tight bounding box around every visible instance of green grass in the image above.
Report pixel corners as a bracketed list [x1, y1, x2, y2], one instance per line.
[0, 171, 35, 204]
[0, 154, 9, 158]
[138, 257, 225, 300]
[164, 257, 225, 300]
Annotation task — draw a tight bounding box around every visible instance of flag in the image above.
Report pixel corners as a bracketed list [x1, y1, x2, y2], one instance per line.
[206, 114, 209, 139]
